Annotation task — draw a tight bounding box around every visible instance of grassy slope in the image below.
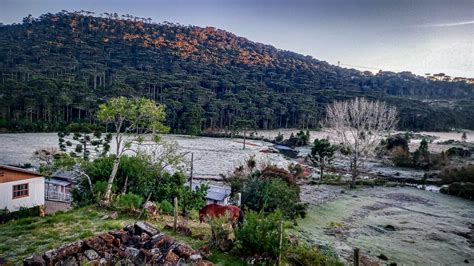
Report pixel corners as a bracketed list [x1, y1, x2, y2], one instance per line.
[0, 206, 244, 265]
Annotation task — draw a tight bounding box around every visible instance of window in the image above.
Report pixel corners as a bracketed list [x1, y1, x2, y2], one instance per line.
[13, 183, 29, 199]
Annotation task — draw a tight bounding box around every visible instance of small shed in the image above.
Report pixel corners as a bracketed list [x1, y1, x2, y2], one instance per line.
[190, 181, 236, 206]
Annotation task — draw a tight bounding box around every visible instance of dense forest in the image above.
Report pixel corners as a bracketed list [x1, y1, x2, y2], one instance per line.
[1, 11, 473, 133]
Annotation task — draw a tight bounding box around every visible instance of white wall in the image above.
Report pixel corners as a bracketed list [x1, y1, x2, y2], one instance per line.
[0, 177, 45, 212]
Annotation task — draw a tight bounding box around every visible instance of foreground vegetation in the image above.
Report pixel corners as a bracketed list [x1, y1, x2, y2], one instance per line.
[0, 205, 244, 265]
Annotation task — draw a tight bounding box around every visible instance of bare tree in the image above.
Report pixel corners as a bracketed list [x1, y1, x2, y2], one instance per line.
[325, 98, 398, 188]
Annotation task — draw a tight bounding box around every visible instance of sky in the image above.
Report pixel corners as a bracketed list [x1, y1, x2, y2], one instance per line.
[1, 0, 473, 77]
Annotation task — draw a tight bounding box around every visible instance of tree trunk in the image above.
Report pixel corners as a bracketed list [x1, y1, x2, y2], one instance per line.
[320, 162, 324, 181]
[103, 156, 120, 203]
[350, 156, 358, 188]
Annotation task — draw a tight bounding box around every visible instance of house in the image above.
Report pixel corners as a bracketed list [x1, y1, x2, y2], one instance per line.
[190, 181, 239, 206]
[0, 165, 45, 212]
[44, 169, 78, 202]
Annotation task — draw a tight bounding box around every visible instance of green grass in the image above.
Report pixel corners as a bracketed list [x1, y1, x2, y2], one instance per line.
[0, 205, 244, 265]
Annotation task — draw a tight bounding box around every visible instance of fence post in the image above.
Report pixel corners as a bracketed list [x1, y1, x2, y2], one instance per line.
[173, 197, 178, 231]
[278, 221, 283, 265]
[354, 248, 360, 266]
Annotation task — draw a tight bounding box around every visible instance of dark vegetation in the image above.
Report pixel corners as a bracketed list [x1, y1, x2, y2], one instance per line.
[1, 11, 474, 133]
[226, 162, 307, 220]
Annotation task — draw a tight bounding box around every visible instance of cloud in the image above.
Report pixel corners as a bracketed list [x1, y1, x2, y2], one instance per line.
[414, 20, 474, 28]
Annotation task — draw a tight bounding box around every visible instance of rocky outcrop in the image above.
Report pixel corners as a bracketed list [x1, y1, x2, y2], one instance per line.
[23, 221, 212, 266]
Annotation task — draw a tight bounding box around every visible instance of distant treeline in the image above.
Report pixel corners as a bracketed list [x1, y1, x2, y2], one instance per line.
[1, 11, 473, 133]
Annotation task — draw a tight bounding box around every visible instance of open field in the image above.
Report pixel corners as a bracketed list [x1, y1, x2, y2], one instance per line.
[295, 184, 474, 265]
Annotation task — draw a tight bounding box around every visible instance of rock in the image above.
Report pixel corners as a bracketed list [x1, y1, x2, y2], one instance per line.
[43, 249, 60, 265]
[163, 251, 179, 264]
[152, 235, 175, 250]
[144, 201, 157, 216]
[139, 232, 151, 242]
[98, 233, 115, 246]
[125, 247, 140, 259]
[384, 225, 396, 231]
[378, 254, 388, 260]
[174, 244, 195, 259]
[61, 256, 78, 266]
[84, 249, 99, 261]
[389, 263, 397, 266]
[98, 258, 107, 265]
[84, 236, 106, 253]
[150, 248, 161, 255]
[189, 254, 203, 262]
[465, 259, 469, 263]
[109, 229, 130, 244]
[23, 255, 45, 266]
[135, 221, 159, 236]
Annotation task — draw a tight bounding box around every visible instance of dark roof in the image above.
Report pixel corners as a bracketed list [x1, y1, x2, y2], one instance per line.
[0, 165, 42, 176]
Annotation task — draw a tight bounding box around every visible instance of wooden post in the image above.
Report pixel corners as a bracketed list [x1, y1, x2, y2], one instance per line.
[189, 153, 194, 192]
[278, 221, 283, 265]
[354, 248, 360, 266]
[173, 197, 178, 231]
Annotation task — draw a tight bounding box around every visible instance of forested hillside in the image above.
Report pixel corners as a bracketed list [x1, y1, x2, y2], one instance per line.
[1, 11, 473, 133]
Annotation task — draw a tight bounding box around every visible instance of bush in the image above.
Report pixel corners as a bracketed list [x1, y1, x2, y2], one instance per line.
[227, 164, 307, 219]
[114, 193, 143, 212]
[235, 210, 285, 260]
[285, 243, 343, 266]
[160, 200, 173, 215]
[0, 206, 41, 223]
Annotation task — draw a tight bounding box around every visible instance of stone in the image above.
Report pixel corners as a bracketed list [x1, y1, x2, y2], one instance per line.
[465, 259, 469, 263]
[61, 240, 84, 256]
[378, 254, 388, 260]
[23, 255, 46, 266]
[134, 221, 159, 236]
[84, 236, 106, 253]
[98, 233, 115, 246]
[84, 249, 99, 261]
[109, 229, 130, 244]
[177, 225, 193, 236]
[144, 201, 157, 216]
[152, 235, 175, 250]
[150, 248, 161, 255]
[173, 244, 195, 259]
[139, 233, 151, 242]
[163, 251, 179, 264]
[189, 254, 203, 262]
[43, 249, 60, 265]
[60, 256, 78, 266]
[125, 247, 140, 259]
[98, 258, 107, 265]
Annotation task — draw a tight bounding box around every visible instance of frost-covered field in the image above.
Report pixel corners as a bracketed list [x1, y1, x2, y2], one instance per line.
[0, 133, 291, 178]
[253, 129, 474, 153]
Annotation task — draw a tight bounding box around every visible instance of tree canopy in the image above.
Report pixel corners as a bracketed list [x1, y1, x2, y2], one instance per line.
[1, 11, 473, 133]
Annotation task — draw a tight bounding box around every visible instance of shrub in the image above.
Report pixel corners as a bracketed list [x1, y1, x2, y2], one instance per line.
[160, 200, 173, 215]
[235, 210, 285, 260]
[0, 206, 41, 223]
[114, 193, 143, 212]
[285, 243, 343, 266]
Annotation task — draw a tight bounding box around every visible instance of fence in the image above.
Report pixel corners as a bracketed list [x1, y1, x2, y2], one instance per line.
[45, 190, 72, 202]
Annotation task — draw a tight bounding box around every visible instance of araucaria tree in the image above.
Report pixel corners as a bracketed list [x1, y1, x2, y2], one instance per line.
[97, 97, 169, 205]
[308, 138, 336, 181]
[325, 97, 398, 188]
